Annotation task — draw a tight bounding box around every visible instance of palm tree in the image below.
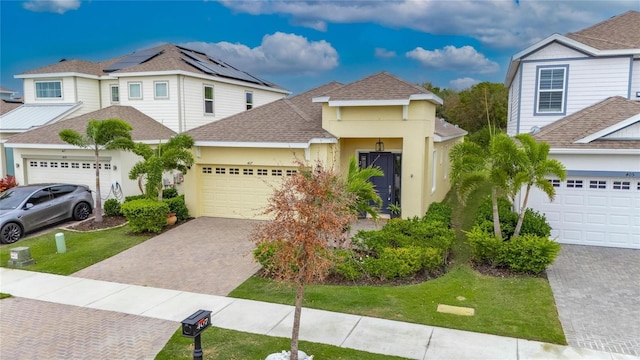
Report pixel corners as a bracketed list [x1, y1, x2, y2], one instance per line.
[450, 132, 523, 239]
[128, 134, 194, 201]
[345, 156, 383, 219]
[59, 119, 135, 222]
[511, 134, 566, 238]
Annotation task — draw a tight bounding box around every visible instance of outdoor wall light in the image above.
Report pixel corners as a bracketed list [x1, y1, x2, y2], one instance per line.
[113, 165, 117, 171]
[375, 138, 385, 152]
[15, 163, 19, 168]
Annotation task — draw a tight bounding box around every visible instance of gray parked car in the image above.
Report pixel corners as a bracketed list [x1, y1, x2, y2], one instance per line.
[0, 184, 94, 244]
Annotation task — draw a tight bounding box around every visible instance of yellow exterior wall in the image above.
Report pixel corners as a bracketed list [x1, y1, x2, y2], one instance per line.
[323, 100, 438, 218]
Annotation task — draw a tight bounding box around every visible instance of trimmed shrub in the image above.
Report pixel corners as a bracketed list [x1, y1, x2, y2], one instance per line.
[332, 249, 364, 281]
[466, 224, 504, 265]
[423, 202, 452, 226]
[475, 196, 551, 239]
[124, 194, 146, 203]
[121, 199, 169, 233]
[498, 234, 561, 274]
[164, 195, 189, 221]
[103, 198, 122, 217]
[364, 246, 424, 280]
[253, 241, 284, 277]
[162, 188, 178, 199]
[421, 247, 444, 271]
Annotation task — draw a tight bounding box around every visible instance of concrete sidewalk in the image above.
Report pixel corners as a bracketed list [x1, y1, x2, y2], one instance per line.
[1, 268, 636, 360]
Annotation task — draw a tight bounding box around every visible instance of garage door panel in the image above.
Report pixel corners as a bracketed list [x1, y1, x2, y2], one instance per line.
[528, 177, 639, 249]
[200, 165, 292, 219]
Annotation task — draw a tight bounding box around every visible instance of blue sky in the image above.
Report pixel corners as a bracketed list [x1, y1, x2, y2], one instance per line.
[1, 0, 638, 96]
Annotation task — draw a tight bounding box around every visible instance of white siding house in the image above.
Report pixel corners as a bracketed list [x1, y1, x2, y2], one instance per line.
[505, 10, 640, 249]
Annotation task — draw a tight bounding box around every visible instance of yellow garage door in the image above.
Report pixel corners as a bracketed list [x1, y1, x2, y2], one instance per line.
[200, 165, 297, 219]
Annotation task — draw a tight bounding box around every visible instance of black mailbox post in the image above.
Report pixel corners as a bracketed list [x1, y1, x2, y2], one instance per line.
[181, 309, 212, 360]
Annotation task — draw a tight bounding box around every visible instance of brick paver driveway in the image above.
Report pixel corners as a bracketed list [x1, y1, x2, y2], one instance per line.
[546, 244, 640, 356]
[73, 217, 262, 295]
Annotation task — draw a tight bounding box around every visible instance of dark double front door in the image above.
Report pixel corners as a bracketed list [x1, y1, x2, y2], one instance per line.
[359, 152, 401, 215]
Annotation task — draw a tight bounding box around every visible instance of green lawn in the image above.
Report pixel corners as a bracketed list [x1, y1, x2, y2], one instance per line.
[0, 225, 153, 275]
[227, 184, 566, 344]
[0, 293, 11, 300]
[156, 327, 404, 360]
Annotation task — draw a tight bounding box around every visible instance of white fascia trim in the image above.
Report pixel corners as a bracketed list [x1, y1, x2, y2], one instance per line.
[575, 114, 640, 144]
[308, 138, 338, 144]
[137, 139, 172, 145]
[15, 72, 100, 80]
[108, 70, 291, 95]
[434, 133, 468, 143]
[329, 99, 409, 107]
[550, 147, 640, 155]
[194, 141, 309, 148]
[312, 96, 330, 103]
[5, 143, 84, 149]
[410, 93, 444, 105]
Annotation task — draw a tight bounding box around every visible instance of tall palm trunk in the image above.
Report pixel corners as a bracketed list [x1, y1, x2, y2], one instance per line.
[290, 280, 304, 360]
[513, 184, 531, 239]
[94, 147, 103, 222]
[491, 187, 502, 240]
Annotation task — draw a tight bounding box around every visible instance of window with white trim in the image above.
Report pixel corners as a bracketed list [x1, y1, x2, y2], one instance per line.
[202, 167, 212, 174]
[536, 66, 567, 114]
[229, 168, 240, 175]
[154, 81, 168, 99]
[246, 91, 253, 110]
[243, 168, 254, 175]
[128, 82, 142, 100]
[110, 85, 119, 103]
[215, 167, 226, 174]
[549, 179, 560, 188]
[257, 169, 268, 176]
[589, 180, 606, 189]
[204, 85, 214, 114]
[35, 81, 62, 99]
[431, 150, 437, 193]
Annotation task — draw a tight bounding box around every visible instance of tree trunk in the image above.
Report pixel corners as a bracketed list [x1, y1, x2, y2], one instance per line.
[512, 185, 531, 239]
[94, 147, 103, 223]
[290, 281, 304, 360]
[491, 187, 501, 240]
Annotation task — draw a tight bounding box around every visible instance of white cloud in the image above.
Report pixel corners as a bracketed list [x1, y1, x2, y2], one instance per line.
[217, 0, 635, 48]
[374, 48, 396, 59]
[23, 0, 80, 14]
[449, 77, 480, 91]
[181, 32, 338, 75]
[406, 45, 499, 74]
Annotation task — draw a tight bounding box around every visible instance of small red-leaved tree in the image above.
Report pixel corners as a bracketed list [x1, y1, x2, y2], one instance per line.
[252, 160, 355, 360]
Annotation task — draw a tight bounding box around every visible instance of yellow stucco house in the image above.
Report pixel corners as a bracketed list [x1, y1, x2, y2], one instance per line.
[184, 72, 466, 219]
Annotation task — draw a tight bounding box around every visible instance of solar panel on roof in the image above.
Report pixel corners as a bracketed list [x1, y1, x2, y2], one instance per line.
[104, 48, 163, 72]
[180, 48, 273, 87]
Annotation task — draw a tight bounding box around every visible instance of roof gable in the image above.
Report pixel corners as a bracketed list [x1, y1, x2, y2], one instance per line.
[5, 105, 175, 145]
[315, 72, 442, 105]
[534, 96, 640, 150]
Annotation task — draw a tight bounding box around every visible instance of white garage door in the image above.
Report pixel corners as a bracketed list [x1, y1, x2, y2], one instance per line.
[200, 165, 297, 219]
[26, 159, 113, 204]
[528, 177, 640, 249]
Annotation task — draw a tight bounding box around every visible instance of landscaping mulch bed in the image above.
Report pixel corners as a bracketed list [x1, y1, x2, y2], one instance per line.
[67, 215, 192, 235]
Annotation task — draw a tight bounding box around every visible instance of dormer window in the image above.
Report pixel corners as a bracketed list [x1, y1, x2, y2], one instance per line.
[535, 66, 568, 115]
[35, 80, 62, 99]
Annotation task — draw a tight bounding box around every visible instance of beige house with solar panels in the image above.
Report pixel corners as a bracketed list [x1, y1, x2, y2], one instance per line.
[185, 72, 467, 219]
[1, 44, 289, 177]
[505, 11, 640, 249]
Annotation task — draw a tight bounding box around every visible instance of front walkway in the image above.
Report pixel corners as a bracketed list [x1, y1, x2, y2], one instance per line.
[2, 268, 632, 360]
[547, 245, 640, 356]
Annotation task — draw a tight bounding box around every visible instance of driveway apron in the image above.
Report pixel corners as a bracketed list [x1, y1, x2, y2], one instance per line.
[73, 217, 262, 296]
[546, 244, 640, 356]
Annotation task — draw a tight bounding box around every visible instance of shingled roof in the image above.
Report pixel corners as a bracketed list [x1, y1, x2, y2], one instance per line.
[18, 44, 285, 91]
[5, 106, 175, 145]
[565, 10, 640, 50]
[320, 72, 434, 101]
[534, 96, 640, 150]
[187, 82, 343, 144]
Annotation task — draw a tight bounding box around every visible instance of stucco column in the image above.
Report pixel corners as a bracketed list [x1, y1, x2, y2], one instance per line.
[401, 133, 427, 218]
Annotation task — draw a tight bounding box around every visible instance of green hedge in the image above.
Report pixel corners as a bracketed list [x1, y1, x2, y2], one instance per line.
[164, 195, 189, 221]
[466, 225, 560, 274]
[103, 198, 122, 217]
[121, 199, 169, 234]
[423, 202, 452, 226]
[475, 196, 551, 239]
